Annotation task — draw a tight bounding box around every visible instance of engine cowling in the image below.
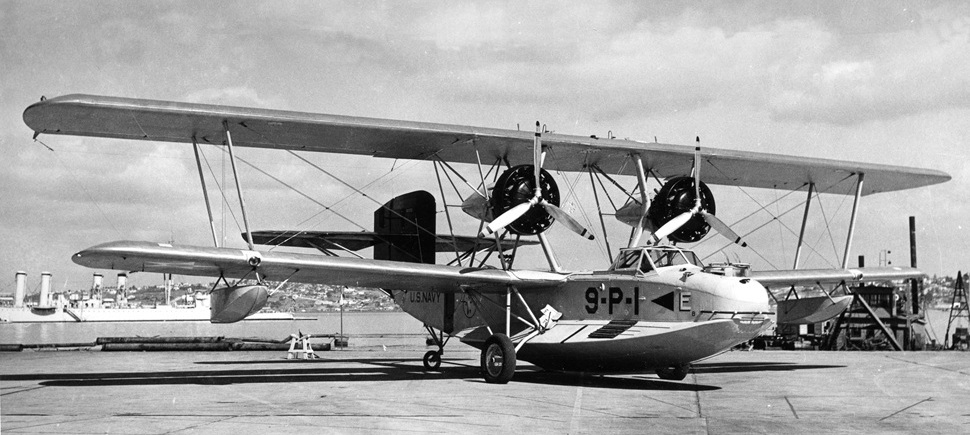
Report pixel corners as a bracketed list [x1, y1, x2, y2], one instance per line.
[490, 164, 560, 235]
[648, 176, 715, 243]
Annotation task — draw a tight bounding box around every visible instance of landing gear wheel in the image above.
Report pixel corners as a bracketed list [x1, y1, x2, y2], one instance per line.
[481, 333, 516, 384]
[656, 364, 690, 381]
[423, 350, 442, 371]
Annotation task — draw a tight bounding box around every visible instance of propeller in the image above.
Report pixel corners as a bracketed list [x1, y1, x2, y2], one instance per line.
[649, 139, 748, 247]
[481, 122, 595, 240]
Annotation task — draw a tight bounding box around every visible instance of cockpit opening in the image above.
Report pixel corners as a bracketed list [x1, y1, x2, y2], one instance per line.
[609, 246, 704, 273]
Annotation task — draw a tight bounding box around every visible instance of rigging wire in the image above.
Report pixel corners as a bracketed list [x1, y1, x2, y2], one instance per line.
[705, 159, 809, 242]
[197, 145, 243, 239]
[216, 121, 443, 260]
[690, 185, 802, 250]
[699, 175, 855, 267]
[223, 124, 496, 265]
[292, 157, 421, 231]
[33, 138, 122, 238]
[775, 187, 787, 260]
[810, 186, 851, 268]
[224, 149, 369, 232]
[701, 159, 859, 267]
[794, 188, 838, 269]
[590, 169, 621, 211]
[555, 164, 607, 260]
[233, 122, 436, 238]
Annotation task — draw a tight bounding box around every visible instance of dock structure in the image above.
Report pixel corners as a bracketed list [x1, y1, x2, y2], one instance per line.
[824, 284, 925, 351]
[945, 272, 969, 349]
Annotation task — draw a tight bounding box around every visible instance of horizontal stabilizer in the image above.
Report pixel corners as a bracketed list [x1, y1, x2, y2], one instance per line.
[248, 230, 534, 253]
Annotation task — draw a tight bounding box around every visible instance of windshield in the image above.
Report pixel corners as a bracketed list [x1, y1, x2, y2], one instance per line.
[645, 248, 703, 268]
[610, 247, 704, 271]
[681, 250, 704, 267]
[610, 250, 641, 270]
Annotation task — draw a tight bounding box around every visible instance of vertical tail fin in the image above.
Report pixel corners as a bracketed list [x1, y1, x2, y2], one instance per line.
[376, 191, 456, 333]
[373, 190, 436, 264]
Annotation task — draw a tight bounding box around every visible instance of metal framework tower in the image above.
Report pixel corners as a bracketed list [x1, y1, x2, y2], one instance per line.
[944, 272, 969, 349]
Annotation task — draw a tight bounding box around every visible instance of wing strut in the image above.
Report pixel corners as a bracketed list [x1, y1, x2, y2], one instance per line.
[588, 167, 614, 263]
[628, 153, 650, 247]
[792, 182, 815, 269]
[537, 233, 562, 272]
[432, 159, 464, 267]
[841, 173, 865, 268]
[223, 121, 255, 251]
[191, 137, 219, 248]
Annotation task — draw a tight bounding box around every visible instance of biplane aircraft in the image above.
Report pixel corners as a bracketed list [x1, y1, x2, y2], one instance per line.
[23, 95, 949, 383]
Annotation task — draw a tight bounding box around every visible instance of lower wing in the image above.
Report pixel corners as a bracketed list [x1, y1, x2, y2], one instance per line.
[73, 240, 566, 293]
[748, 267, 923, 289]
[748, 267, 922, 325]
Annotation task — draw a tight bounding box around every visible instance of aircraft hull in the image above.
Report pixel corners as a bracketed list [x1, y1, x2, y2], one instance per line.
[461, 317, 771, 372]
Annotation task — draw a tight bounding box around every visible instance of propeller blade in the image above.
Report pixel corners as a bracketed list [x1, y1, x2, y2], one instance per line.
[700, 211, 748, 247]
[650, 210, 693, 244]
[693, 140, 702, 210]
[541, 201, 595, 240]
[481, 122, 546, 239]
[481, 200, 534, 237]
[534, 121, 542, 196]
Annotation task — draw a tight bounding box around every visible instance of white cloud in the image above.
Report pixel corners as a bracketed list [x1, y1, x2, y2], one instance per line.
[1, 1, 968, 286]
[768, 8, 970, 124]
[183, 87, 285, 108]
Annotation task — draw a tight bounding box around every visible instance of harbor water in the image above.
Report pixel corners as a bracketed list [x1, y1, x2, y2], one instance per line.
[1, 308, 963, 349]
[0, 312, 426, 348]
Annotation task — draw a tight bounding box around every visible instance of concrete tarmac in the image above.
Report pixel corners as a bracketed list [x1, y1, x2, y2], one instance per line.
[1, 345, 968, 434]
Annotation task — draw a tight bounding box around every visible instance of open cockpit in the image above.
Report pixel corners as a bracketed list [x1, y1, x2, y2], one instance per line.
[608, 245, 704, 274]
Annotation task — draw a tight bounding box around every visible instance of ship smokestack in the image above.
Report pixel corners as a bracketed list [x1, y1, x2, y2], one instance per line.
[92, 273, 103, 300]
[165, 274, 172, 306]
[14, 271, 26, 308]
[39, 272, 51, 307]
[117, 273, 127, 303]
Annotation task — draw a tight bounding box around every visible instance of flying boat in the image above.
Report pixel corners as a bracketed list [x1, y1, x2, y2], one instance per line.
[22, 95, 949, 383]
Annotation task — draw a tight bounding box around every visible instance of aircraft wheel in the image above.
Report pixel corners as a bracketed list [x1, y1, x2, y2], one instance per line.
[656, 364, 690, 381]
[423, 350, 442, 371]
[481, 333, 516, 384]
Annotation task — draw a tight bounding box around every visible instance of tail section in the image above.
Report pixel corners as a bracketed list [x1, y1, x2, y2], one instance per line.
[379, 191, 465, 334]
[373, 190, 436, 264]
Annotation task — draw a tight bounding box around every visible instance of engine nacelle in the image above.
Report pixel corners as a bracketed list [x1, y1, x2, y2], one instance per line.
[647, 176, 716, 243]
[460, 165, 561, 236]
[210, 284, 269, 323]
[492, 165, 560, 235]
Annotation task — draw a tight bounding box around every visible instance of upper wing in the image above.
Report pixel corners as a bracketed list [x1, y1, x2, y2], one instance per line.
[72, 240, 566, 293]
[24, 94, 949, 195]
[749, 267, 923, 289]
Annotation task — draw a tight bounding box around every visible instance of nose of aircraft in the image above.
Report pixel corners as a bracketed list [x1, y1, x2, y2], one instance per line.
[711, 276, 771, 313]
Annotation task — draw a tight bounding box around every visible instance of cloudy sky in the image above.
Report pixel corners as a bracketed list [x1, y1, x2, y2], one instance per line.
[1, 0, 968, 292]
